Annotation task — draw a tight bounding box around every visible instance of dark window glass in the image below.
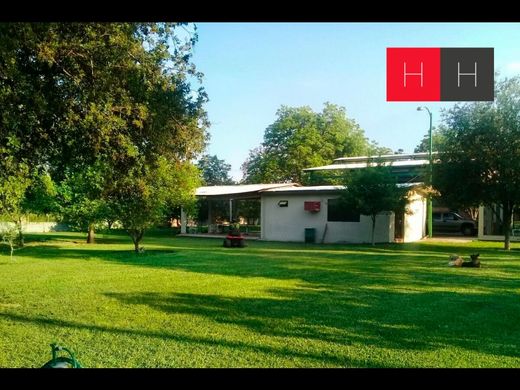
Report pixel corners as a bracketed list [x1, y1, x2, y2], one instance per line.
[327, 199, 360, 222]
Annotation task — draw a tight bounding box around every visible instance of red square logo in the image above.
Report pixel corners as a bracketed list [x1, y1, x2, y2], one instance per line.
[387, 48, 441, 101]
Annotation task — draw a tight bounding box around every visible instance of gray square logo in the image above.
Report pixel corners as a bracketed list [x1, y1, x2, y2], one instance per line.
[440, 48, 494, 101]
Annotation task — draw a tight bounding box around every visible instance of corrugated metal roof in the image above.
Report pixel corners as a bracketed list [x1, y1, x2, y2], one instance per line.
[333, 152, 436, 163]
[261, 183, 423, 193]
[303, 159, 429, 171]
[195, 183, 299, 196]
[261, 185, 344, 193]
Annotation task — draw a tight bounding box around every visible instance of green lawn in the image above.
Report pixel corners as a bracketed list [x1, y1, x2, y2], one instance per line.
[1, 231, 519, 367]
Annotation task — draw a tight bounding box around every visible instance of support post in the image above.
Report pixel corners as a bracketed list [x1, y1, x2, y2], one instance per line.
[181, 207, 187, 234]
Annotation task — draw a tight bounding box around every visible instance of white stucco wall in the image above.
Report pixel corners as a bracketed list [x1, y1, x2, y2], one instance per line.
[261, 193, 394, 244]
[403, 194, 427, 242]
[0, 222, 68, 233]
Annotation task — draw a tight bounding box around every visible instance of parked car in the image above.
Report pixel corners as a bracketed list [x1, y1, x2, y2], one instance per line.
[432, 212, 477, 236]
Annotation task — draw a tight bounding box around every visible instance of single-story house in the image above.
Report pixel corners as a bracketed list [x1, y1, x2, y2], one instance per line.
[183, 183, 427, 244]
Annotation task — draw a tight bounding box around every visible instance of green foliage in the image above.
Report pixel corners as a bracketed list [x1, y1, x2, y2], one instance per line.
[236, 199, 260, 224]
[436, 76, 520, 249]
[163, 160, 201, 217]
[0, 155, 31, 227]
[22, 170, 59, 217]
[0, 224, 21, 260]
[0, 23, 208, 247]
[195, 199, 229, 225]
[197, 154, 234, 185]
[241, 103, 382, 184]
[57, 161, 111, 232]
[414, 126, 448, 153]
[304, 170, 345, 186]
[0, 23, 208, 173]
[110, 158, 201, 251]
[368, 140, 394, 156]
[340, 165, 409, 245]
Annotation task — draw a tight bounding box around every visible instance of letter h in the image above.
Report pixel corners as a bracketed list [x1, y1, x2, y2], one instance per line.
[403, 62, 423, 87]
[458, 62, 477, 87]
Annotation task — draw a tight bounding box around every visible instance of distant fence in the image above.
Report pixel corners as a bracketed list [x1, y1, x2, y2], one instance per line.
[0, 222, 69, 233]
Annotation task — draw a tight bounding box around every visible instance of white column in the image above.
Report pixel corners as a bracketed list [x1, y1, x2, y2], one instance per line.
[478, 205, 484, 239]
[181, 207, 187, 234]
[260, 196, 265, 240]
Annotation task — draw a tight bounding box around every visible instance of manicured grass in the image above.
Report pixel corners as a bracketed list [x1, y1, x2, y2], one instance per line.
[0, 231, 519, 367]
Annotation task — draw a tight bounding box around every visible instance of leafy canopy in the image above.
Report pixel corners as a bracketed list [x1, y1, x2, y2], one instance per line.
[241, 103, 390, 184]
[435, 76, 520, 249]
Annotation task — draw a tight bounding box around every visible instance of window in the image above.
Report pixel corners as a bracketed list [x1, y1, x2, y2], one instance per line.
[444, 213, 455, 221]
[327, 199, 360, 222]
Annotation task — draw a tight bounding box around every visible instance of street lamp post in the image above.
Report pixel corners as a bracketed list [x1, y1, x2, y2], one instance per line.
[417, 106, 433, 238]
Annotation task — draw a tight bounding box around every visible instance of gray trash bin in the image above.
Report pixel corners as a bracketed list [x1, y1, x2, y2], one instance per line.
[304, 228, 316, 243]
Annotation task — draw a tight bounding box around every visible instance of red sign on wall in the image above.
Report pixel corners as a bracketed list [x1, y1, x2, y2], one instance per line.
[304, 201, 321, 212]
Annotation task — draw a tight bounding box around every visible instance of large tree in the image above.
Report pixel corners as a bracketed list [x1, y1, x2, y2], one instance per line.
[195, 154, 235, 226]
[340, 165, 409, 246]
[110, 158, 200, 252]
[197, 154, 234, 185]
[436, 77, 520, 250]
[0, 23, 208, 249]
[1, 23, 207, 173]
[241, 103, 385, 184]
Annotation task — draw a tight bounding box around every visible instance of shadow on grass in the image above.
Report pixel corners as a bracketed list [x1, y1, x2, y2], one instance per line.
[0, 311, 368, 367]
[9, 238, 520, 294]
[4, 233, 520, 365]
[101, 288, 520, 361]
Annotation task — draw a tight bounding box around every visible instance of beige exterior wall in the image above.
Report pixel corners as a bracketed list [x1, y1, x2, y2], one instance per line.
[403, 194, 427, 243]
[0, 221, 68, 233]
[261, 193, 394, 244]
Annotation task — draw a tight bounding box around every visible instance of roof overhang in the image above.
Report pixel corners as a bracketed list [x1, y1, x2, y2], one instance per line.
[195, 183, 300, 199]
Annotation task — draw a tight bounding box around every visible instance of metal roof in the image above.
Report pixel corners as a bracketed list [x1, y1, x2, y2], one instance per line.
[261, 185, 344, 193]
[195, 182, 423, 198]
[262, 183, 423, 194]
[333, 152, 437, 163]
[303, 159, 429, 172]
[195, 183, 299, 197]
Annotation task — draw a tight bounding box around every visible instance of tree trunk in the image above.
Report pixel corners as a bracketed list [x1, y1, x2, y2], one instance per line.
[371, 215, 376, 246]
[16, 216, 24, 247]
[87, 223, 95, 244]
[464, 207, 479, 222]
[133, 236, 139, 252]
[107, 220, 113, 231]
[129, 229, 144, 253]
[503, 202, 512, 251]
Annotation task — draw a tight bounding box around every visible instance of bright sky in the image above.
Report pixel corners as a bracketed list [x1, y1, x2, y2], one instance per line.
[191, 23, 520, 181]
